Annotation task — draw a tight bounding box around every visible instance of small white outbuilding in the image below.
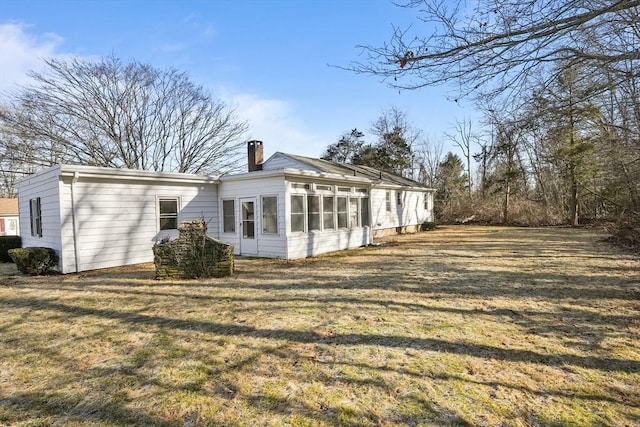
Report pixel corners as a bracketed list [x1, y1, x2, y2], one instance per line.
[17, 141, 434, 273]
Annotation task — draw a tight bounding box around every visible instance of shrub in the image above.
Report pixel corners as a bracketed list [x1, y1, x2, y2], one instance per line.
[0, 236, 21, 263]
[421, 221, 437, 231]
[8, 247, 58, 275]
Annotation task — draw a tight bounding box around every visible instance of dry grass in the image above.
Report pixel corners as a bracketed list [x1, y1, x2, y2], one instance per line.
[0, 226, 639, 426]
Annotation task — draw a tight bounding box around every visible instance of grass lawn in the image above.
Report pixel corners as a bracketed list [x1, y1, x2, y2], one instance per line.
[0, 225, 639, 426]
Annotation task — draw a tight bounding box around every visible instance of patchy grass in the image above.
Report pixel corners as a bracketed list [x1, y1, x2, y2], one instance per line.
[0, 226, 639, 426]
[0, 262, 19, 276]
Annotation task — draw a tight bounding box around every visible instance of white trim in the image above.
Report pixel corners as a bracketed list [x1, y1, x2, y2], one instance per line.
[157, 196, 181, 232]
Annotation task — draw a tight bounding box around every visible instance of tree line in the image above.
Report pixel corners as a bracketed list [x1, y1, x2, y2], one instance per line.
[341, 0, 640, 235]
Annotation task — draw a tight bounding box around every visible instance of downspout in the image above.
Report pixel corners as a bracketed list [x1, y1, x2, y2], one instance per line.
[70, 171, 81, 273]
[367, 183, 374, 246]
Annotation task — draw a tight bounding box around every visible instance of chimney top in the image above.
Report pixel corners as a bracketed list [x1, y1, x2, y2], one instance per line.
[247, 140, 264, 172]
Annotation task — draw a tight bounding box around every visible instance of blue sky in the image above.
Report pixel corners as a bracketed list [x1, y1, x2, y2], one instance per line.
[1, 0, 475, 161]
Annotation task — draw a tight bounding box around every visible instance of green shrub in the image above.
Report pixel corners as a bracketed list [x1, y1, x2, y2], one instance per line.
[0, 236, 21, 263]
[421, 221, 437, 231]
[8, 247, 58, 275]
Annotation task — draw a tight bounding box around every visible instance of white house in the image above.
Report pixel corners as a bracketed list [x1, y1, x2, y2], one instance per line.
[17, 141, 434, 273]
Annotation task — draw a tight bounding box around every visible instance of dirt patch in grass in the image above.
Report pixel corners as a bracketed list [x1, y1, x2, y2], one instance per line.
[1, 226, 638, 426]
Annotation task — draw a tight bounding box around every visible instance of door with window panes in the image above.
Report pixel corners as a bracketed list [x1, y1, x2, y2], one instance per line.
[240, 197, 258, 255]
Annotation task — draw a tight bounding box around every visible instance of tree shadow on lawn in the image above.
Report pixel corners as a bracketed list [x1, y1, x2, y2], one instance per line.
[3, 296, 639, 374]
[2, 226, 638, 424]
[3, 293, 636, 425]
[1, 391, 180, 427]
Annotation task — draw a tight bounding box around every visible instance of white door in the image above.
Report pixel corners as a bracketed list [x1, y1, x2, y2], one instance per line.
[240, 198, 258, 255]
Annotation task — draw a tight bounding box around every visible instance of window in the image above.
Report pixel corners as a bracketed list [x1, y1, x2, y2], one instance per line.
[290, 195, 305, 232]
[159, 198, 179, 230]
[349, 198, 359, 228]
[385, 191, 391, 212]
[262, 196, 278, 234]
[424, 194, 429, 210]
[223, 199, 235, 233]
[316, 184, 332, 191]
[337, 197, 348, 228]
[322, 196, 335, 230]
[360, 197, 370, 227]
[397, 191, 403, 207]
[291, 183, 310, 190]
[337, 186, 351, 193]
[30, 197, 42, 237]
[307, 195, 321, 231]
[355, 188, 368, 194]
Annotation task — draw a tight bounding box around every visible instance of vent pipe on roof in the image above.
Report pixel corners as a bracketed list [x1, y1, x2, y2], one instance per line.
[247, 140, 264, 172]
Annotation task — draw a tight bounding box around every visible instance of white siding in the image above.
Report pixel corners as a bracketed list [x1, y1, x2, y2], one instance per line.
[16, 165, 64, 267]
[218, 175, 287, 258]
[60, 176, 218, 273]
[286, 228, 370, 259]
[370, 188, 434, 234]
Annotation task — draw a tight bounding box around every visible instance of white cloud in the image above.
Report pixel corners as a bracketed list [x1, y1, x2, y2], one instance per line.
[227, 92, 329, 159]
[0, 23, 64, 95]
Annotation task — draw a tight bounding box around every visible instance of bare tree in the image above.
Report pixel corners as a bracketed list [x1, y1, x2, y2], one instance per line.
[413, 135, 444, 187]
[445, 118, 478, 198]
[0, 56, 248, 175]
[0, 119, 38, 197]
[348, 1, 640, 102]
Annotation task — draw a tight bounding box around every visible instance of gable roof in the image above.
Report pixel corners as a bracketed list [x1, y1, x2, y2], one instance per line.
[0, 198, 18, 215]
[270, 153, 431, 189]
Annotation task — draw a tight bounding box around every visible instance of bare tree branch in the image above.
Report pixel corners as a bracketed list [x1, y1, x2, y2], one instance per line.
[0, 56, 248, 175]
[346, 0, 640, 101]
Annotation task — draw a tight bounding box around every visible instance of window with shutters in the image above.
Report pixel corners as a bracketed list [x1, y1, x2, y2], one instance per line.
[30, 197, 42, 237]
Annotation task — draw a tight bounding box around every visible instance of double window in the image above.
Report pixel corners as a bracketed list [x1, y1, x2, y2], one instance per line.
[30, 197, 42, 237]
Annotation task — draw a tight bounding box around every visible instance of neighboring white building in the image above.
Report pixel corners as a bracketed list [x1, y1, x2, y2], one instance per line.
[0, 198, 19, 236]
[17, 141, 434, 274]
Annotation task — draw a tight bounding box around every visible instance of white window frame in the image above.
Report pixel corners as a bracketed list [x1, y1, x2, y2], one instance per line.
[336, 196, 348, 229]
[290, 194, 306, 233]
[349, 197, 359, 228]
[360, 197, 370, 227]
[322, 195, 335, 230]
[158, 197, 180, 231]
[385, 191, 391, 212]
[261, 196, 278, 234]
[307, 194, 321, 231]
[222, 199, 236, 234]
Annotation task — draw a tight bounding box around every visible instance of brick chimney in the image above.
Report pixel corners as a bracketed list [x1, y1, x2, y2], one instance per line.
[247, 140, 264, 172]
